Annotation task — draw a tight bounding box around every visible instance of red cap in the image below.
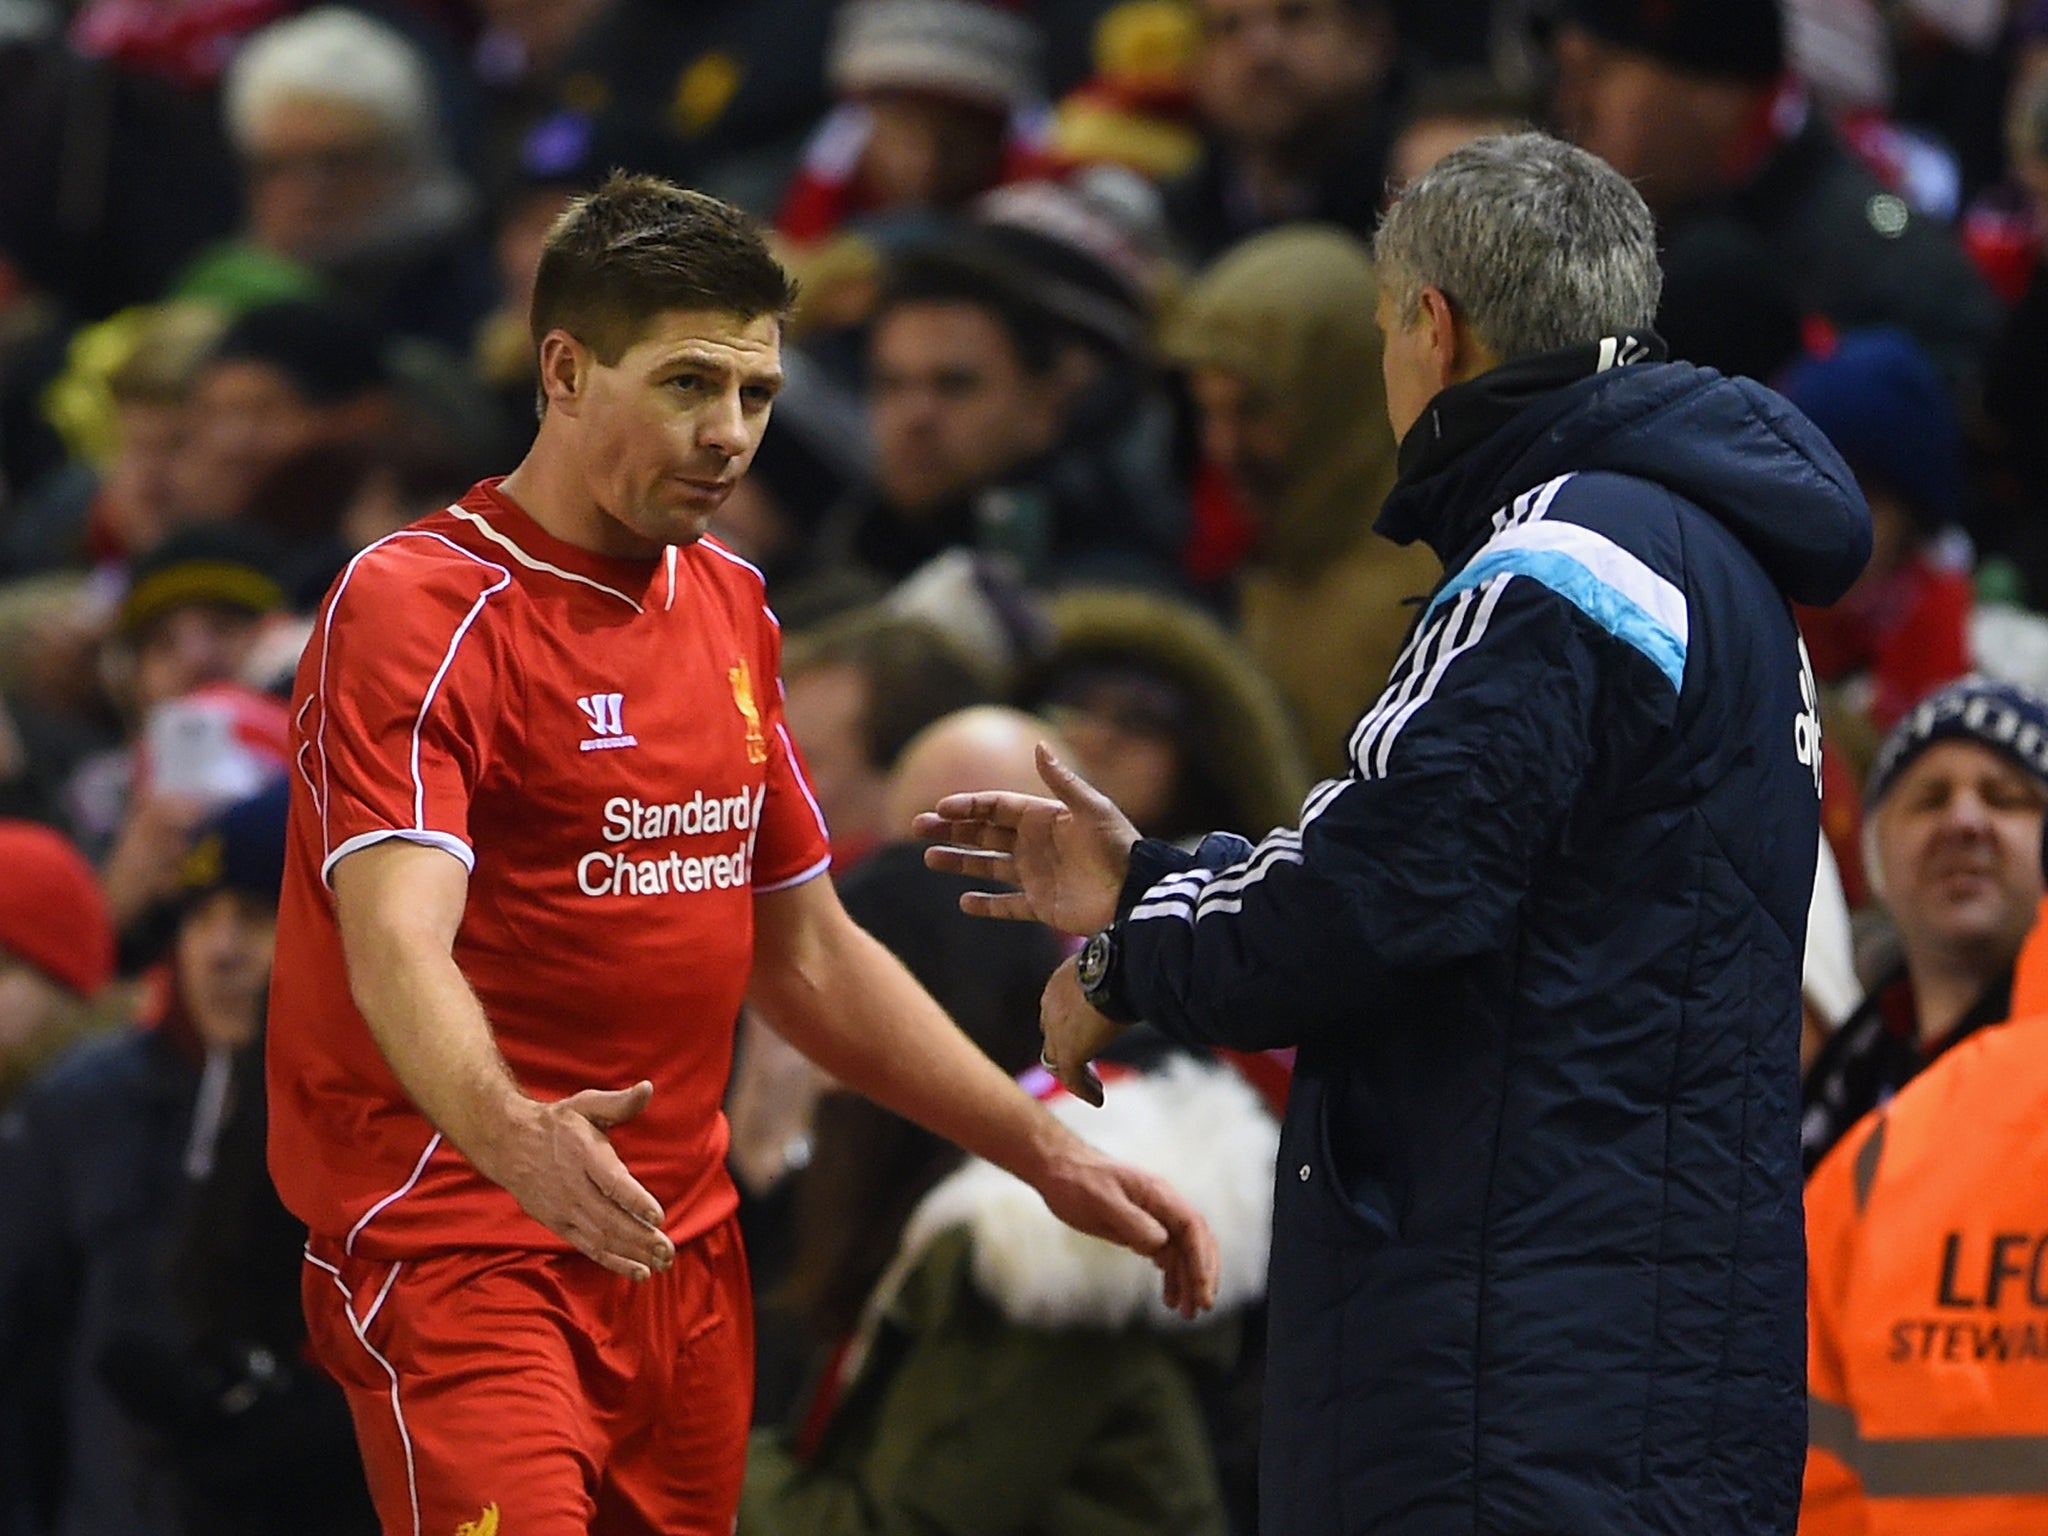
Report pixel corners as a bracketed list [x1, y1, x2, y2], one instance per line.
[0, 821, 117, 997]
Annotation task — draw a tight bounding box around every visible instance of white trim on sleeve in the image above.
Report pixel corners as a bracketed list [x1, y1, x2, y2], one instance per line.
[322, 828, 476, 888]
[756, 853, 832, 894]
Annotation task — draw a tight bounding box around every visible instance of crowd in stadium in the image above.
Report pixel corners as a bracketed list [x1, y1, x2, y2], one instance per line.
[3, 0, 2048, 1532]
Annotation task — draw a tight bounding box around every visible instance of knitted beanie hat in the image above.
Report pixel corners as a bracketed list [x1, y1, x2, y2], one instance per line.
[829, 0, 1043, 111]
[1867, 677, 2048, 808]
[0, 822, 116, 997]
[1560, 0, 1785, 81]
[1777, 327, 1961, 528]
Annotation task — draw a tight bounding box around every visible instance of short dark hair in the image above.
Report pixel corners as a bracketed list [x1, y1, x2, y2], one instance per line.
[872, 247, 1062, 377]
[210, 299, 390, 404]
[530, 171, 797, 365]
[783, 609, 996, 771]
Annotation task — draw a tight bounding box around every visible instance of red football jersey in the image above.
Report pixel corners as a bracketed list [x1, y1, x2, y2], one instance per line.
[267, 481, 831, 1260]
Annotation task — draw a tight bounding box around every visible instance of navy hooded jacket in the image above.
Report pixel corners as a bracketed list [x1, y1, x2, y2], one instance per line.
[1109, 354, 1872, 1535]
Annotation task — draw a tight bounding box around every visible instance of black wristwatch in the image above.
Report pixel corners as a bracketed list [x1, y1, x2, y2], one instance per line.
[1076, 927, 1138, 1022]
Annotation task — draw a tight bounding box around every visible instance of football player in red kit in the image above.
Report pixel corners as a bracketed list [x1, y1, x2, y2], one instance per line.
[267, 173, 1218, 1536]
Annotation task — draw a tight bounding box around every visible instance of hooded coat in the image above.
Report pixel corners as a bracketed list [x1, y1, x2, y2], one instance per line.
[1165, 226, 1442, 774]
[739, 1057, 1278, 1536]
[1029, 585, 1314, 841]
[1099, 353, 1873, 1534]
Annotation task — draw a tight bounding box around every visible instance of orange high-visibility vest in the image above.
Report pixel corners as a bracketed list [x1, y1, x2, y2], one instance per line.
[1802, 1012, 2048, 1535]
[2007, 896, 2048, 1023]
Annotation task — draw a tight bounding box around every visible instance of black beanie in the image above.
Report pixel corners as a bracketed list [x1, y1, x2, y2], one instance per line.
[210, 300, 390, 404]
[1561, 0, 1784, 81]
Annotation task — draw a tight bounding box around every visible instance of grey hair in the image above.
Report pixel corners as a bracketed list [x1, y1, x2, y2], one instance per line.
[1373, 131, 1663, 361]
[224, 6, 440, 159]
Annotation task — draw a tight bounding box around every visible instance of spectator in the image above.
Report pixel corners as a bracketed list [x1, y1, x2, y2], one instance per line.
[742, 706, 1276, 1536]
[1162, 0, 1402, 265]
[1652, 215, 1808, 381]
[708, 352, 873, 587]
[1046, 0, 1207, 182]
[106, 527, 289, 729]
[90, 528, 290, 930]
[164, 299, 396, 530]
[99, 1031, 377, 1536]
[0, 0, 248, 321]
[93, 778, 370, 1536]
[726, 705, 1089, 1426]
[819, 242, 1180, 586]
[1979, 53, 2048, 599]
[0, 575, 124, 836]
[963, 176, 1190, 577]
[1385, 70, 1532, 191]
[502, 0, 838, 216]
[1886, 0, 2015, 205]
[174, 6, 494, 351]
[1022, 585, 1311, 844]
[241, 432, 480, 606]
[470, 0, 619, 186]
[1801, 982, 2048, 1531]
[779, 608, 996, 870]
[0, 820, 118, 1108]
[1161, 225, 1440, 774]
[2, 303, 226, 578]
[778, 0, 1051, 245]
[1780, 328, 1971, 746]
[470, 113, 618, 452]
[1553, 0, 2000, 395]
[1801, 678, 2048, 1172]
[0, 780, 293, 1536]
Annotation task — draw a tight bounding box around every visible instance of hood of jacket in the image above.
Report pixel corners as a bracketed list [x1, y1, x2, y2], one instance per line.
[1378, 354, 1872, 607]
[878, 1056, 1277, 1333]
[1028, 586, 1313, 838]
[1163, 225, 1399, 578]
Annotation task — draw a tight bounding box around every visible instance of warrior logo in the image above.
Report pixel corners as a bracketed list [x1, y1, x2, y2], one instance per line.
[577, 692, 637, 752]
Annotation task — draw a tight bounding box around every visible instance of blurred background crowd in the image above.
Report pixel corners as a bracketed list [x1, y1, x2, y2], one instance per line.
[4, 0, 2048, 1531]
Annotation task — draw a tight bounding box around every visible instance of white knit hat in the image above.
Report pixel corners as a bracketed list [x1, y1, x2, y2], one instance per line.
[829, 0, 1043, 111]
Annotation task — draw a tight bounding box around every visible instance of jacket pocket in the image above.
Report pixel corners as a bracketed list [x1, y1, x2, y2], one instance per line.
[1275, 1072, 1400, 1249]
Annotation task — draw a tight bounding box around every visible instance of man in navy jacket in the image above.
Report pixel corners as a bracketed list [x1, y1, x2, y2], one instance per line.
[922, 132, 1873, 1534]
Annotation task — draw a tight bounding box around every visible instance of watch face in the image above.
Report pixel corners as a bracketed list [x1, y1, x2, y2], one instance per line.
[1077, 931, 1112, 992]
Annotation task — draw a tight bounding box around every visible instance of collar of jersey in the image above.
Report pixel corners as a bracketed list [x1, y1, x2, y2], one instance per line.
[463, 478, 668, 609]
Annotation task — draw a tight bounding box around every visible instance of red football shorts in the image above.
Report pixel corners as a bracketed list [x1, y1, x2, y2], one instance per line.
[303, 1216, 753, 1536]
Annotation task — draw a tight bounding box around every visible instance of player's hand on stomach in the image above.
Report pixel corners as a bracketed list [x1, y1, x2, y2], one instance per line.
[491, 1081, 676, 1281]
[915, 744, 1138, 935]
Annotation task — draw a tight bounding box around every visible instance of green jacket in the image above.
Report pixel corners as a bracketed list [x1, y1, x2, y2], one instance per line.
[742, 1058, 1276, 1536]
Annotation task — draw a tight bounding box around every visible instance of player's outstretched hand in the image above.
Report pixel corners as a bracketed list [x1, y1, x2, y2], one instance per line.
[491, 1081, 676, 1282]
[914, 743, 1139, 935]
[1033, 1142, 1221, 1319]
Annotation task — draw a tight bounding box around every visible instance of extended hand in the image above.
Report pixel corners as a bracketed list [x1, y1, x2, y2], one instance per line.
[1034, 1139, 1221, 1319]
[914, 743, 1138, 935]
[1037, 955, 1128, 1107]
[484, 1081, 676, 1281]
